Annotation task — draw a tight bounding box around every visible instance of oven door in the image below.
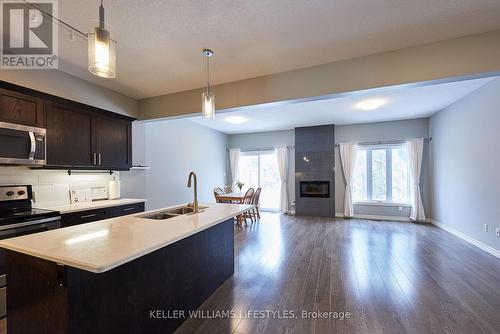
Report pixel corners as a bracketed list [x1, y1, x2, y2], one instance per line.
[0, 121, 46, 165]
[0, 216, 60, 318]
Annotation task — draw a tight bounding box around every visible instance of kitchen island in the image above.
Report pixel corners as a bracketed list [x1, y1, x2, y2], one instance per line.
[0, 202, 252, 334]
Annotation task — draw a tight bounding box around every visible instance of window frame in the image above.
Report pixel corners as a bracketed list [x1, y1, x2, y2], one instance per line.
[353, 144, 411, 205]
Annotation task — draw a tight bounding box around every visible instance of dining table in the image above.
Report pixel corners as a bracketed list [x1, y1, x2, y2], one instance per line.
[216, 192, 246, 204]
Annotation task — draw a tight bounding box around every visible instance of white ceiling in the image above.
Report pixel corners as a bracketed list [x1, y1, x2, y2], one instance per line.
[55, 0, 500, 99]
[188, 77, 494, 134]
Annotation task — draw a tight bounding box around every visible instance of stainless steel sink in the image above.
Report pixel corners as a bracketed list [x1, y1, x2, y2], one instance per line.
[139, 205, 208, 220]
[141, 212, 179, 220]
[165, 205, 208, 215]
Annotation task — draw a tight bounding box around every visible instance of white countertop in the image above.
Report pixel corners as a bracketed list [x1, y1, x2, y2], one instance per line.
[0, 202, 252, 273]
[33, 198, 146, 214]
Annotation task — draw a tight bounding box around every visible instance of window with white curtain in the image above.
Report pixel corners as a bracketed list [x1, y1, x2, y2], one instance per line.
[352, 144, 410, 204]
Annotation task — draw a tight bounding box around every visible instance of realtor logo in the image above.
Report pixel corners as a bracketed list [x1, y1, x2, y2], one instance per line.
[1, 0, 58, 69]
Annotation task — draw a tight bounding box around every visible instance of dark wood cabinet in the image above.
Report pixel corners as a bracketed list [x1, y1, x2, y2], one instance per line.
[61, 202, 145, 228]
[93, 115, 132, 169]
[0, 80, 134, 170]
[61, 208, 107, 228]
[107, 202, 144, 218]
[45, 101, 93, 167]
[45, 101, 132, 170]
[0, 87, 44, 127]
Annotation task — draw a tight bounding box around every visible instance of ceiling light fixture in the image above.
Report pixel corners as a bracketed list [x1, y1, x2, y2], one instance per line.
[224, 116, 247, 124]
[88, 0, 116, 78]
[354, 98, 387, 111]
[201, 49, 215, 119]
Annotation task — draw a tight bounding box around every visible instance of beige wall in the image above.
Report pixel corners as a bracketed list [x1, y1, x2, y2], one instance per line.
[2, 31, 500, 122]
[139, 30, 500, 120]
[0, 70, 138, 118]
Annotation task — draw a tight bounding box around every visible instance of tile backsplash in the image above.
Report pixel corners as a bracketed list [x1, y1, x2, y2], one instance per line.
[0, 167, 119, 207]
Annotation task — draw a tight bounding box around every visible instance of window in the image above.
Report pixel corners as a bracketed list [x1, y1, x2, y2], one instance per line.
[238, 151, 281, 211]
[352, 145, 410, 204]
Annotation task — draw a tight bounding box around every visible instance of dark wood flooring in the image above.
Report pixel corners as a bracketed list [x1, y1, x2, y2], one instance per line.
[175, 213, 500, 334]
[1, 213, 499, 334]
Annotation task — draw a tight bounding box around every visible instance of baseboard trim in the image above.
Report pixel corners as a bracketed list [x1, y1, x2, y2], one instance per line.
[335, 212, 430, 222]
[431, 220, 500, 259]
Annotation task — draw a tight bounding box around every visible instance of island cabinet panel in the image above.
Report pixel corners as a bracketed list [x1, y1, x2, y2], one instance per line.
[60, 203, 145, 227]
[45, 101, 93, 167]
[6, 218, 235, 334]
[0, 87, 44, 127]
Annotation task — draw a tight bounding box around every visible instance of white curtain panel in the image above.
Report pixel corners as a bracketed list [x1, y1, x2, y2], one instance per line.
[275, 146, 289, 213]
[229, 148, 240, 188]
[406, 138, 426, 221]
[339, 143, 358, 218]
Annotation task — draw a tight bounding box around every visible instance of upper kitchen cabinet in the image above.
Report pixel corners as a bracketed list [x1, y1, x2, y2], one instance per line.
[45, 98, 133, 170]
[45, 100, 93, 167]
[0, 87, 44, 128]
[0, 81, 134, 170]
[93, 114, 132, 169]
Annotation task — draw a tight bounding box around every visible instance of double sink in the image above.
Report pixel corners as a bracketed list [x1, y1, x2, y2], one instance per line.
[140, 205, 208, 220]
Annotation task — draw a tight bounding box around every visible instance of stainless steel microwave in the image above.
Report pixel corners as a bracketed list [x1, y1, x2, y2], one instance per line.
[0, 121, 46, 165]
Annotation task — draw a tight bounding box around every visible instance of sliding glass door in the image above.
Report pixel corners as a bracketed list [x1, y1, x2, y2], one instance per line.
[238, 150, 281, 211]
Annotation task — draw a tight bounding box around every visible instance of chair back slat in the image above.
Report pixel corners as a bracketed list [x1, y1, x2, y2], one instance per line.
[253, 187, 262, 206]
[243, 188, 255, 205]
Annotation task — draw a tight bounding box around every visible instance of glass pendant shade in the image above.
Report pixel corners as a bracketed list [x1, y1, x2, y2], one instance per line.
[202, 90, 215, 119]
[88, 20, 116, 78]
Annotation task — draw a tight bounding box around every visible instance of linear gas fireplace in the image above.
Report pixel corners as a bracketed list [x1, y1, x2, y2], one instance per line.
[300, 181, 330, 198]
[295, 125, 335, 217]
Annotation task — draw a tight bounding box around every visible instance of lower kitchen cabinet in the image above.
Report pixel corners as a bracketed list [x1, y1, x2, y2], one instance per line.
[61, 202, 145, 228]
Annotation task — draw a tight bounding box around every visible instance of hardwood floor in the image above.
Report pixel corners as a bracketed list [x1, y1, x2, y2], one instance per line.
[175, 213, 500, 334]
[1, 213, 499, 334]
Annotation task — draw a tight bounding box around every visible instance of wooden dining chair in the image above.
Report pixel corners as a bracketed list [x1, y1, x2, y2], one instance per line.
[213, 187, 225, 203]
[241, 188, 255, 224]
[224, 186, 233, 194]
[252, 187, 262, 220]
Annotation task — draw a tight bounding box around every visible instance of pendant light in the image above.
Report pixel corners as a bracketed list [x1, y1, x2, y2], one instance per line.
[201, 49, 215, 119]
[88, 0, 116, 78]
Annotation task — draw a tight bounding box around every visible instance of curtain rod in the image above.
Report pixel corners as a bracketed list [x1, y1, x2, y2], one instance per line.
[227, 145, 295, 152]
[335, 137, 432, 147]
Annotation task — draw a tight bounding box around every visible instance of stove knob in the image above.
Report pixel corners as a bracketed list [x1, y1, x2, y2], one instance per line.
[18, 190, 26, 196]
[6, 191, 14, 196]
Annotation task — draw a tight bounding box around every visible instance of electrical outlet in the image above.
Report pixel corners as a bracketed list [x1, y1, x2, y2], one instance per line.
[483, 224, 489, 232]
[496, 228, 500, 238]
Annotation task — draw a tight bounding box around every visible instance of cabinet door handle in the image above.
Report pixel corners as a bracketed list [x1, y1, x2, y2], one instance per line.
[98, 153, 102, 166]
[93, 153, 97, 165]
[81, 214, 97, 219]
[123, 207, 135, 211]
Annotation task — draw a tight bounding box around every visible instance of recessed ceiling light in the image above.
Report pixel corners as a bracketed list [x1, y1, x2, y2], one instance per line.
[354, 98, 387, 111]
[224, 116, 248, 124]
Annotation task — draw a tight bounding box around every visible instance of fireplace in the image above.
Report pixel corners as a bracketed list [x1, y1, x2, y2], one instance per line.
[300, 181, 330, 198]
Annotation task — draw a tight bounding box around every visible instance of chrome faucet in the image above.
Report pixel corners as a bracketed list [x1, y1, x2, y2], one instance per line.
[187, 171, 199, 213]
